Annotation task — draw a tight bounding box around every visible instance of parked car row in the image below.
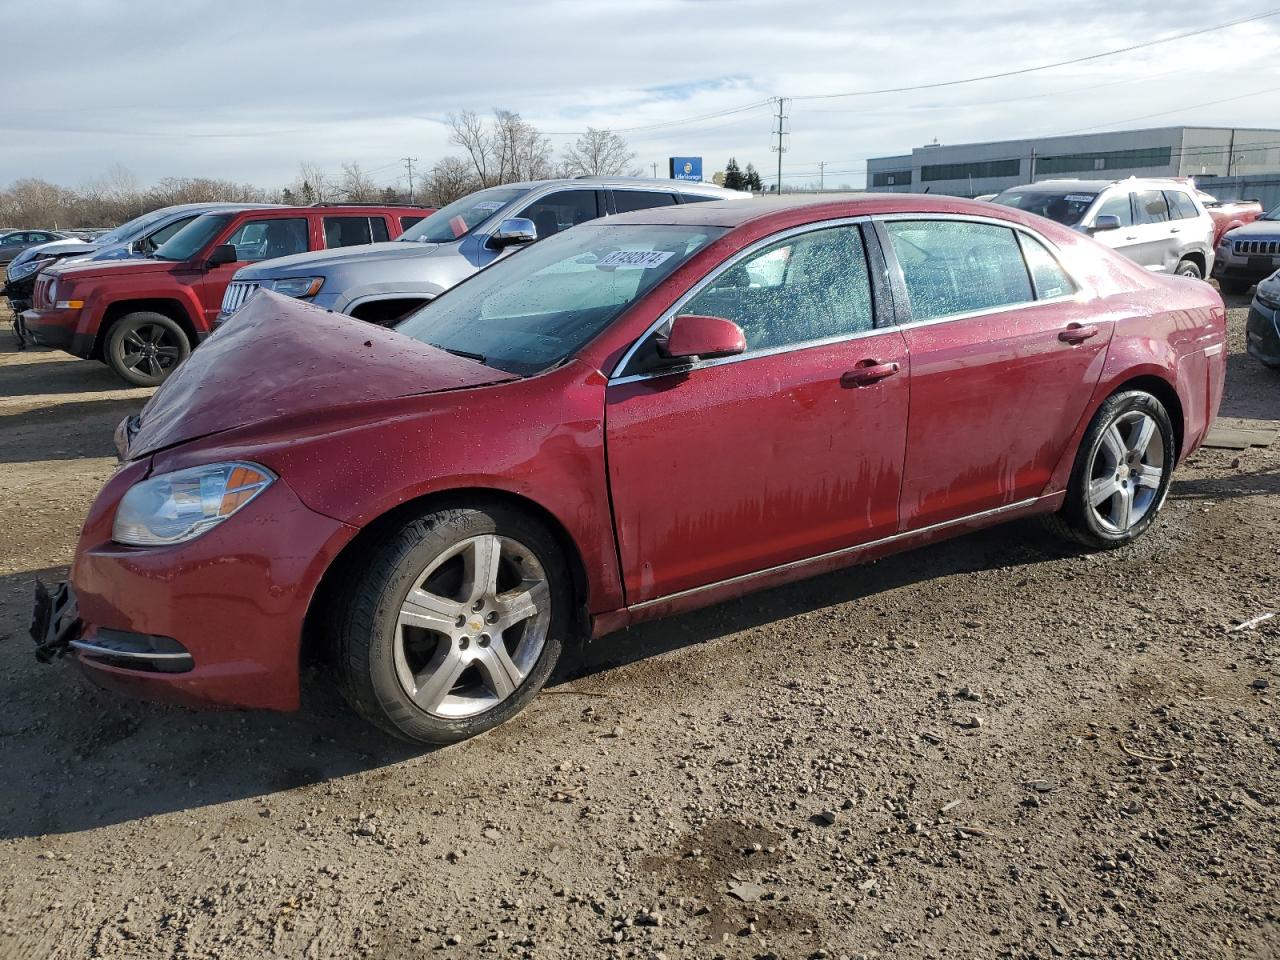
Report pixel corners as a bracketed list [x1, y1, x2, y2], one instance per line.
[32, 192, 1228, 744]
[0, 228, 69, 264]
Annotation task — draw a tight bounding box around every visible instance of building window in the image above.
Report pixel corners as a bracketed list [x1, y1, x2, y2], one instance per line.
[871, 169, 912, 187]
[1035, 146, 1173, 175]
[919, 159, 1020, 183]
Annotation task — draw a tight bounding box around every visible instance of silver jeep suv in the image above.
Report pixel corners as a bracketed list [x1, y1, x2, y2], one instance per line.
[218, 177, 750, 327]
[991, 177, 1215, 279]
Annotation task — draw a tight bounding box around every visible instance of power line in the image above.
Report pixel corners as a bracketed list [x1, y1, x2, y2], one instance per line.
[789, 9, 1280, 102]
[1056, 85, 1280, 135]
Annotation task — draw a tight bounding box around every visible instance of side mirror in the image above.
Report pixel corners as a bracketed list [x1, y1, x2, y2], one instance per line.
[207, 243, 238, 267]
[659, 314, 747, 362]
[1089, 215, 1122, 233]
[489, 218, 538, 249]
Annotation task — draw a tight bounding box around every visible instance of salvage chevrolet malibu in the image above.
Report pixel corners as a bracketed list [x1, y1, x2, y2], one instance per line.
[33, 195, 1227, 743]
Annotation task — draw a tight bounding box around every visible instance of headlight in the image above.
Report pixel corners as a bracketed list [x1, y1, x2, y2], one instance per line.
[8, 258, 48, 281]
[269, 277, 324, 298]
[113, 462, 275, 546]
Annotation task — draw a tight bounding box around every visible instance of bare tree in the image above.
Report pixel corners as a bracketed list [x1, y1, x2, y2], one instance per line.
[449, 110, 493, 186]
[560, 128, 638, 177]
[292, 162, 334, 204]
[449, 109, 553, 186]
[425, 156, 477, 206]
[340, 161, 378, 202]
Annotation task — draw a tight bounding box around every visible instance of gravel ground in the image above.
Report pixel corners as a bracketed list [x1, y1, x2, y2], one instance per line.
[0, 292, 1277, 960]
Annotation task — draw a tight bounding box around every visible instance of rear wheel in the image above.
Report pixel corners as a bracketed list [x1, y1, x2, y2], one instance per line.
[329, 504, 568, 743]
[1217, 278, 1252, 295]
[1175, 258, 1202, 280]
[1045, 390, 1175, 550]
[104, 311, 190, 386]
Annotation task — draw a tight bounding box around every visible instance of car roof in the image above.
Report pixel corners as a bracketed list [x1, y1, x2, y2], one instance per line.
[488, 176, 748, 196]
[999, 178, 1195, 194]
[603, 193, 1037, 229]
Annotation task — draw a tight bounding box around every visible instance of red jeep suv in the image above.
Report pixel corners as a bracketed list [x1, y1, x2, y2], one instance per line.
[23, 204, 432, 385]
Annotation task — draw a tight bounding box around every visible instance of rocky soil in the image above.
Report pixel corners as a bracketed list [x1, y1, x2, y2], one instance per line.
[0, 292, 1276, 960]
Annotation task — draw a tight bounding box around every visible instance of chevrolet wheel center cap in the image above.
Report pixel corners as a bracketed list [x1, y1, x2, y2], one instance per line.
[469, 618, 484, 633]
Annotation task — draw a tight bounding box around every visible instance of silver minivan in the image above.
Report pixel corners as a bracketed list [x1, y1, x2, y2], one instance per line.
[218, 177, 751, 327]
[991, 178, 1215, 279]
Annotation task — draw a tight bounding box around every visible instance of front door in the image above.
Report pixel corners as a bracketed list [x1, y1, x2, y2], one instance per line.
[196, 216, 311, 327]
[879, 217, 1112, 530]
[605, 222, 909, 603]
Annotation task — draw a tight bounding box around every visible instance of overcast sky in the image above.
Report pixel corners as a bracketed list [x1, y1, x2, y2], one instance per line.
[5, 0, 1278, 191]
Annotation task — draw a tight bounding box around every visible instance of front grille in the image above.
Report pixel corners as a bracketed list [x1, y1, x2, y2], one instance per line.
[220, 280, 260, 315]
[1234, 238, 1280, 256]
[33, 275, 54, 308]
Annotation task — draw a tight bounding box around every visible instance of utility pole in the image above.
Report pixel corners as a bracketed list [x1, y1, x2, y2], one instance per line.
[771, 97, 789, 194]
[817, 160, 825, 192]
[1226, 128, 1236, 176]
[1029, 147, 1036, 183]
[652, 162, 658, 178]
[402, 156, 418, 203]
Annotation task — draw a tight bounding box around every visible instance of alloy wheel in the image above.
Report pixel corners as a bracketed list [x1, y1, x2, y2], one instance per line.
[393, 534, 550, 718]
[1087, 410, 1166, 534]
[120, 323, 184, 379]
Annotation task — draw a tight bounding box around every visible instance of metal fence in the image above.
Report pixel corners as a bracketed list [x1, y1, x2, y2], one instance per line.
[1196, 175, 1280, 210]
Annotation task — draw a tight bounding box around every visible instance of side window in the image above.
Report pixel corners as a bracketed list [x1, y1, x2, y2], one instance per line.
[1, 233, 26, 245]
[679, 194, 720, 204]
[1094, 192, 1133, 227]
[678, 224, 874, 352]
[517, 190, 601, 239]
[885, 220, 1034, 321]
[400, 214, 425, 231]
[371, 217, 390, 242]
[324, 216, 374, 248]
[1164, 190, 1199, 220]
[1134, 190, 1170, 225]
[1017, 233, 1076, 300]
[148, 216, 195, 248]
[224, 217, 308, 262]
[613, 190, 679, 214]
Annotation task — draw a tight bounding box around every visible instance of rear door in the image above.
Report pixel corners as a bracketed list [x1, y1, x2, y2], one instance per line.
[322, 215, 391, 249]
[605, 221, 910, 602]
[1129, 190, 1176, 271]
[879, 216, 1111, 529]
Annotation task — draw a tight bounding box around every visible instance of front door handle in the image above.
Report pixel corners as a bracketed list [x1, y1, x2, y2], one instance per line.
[841, 361, 901, 386]
[1059, 323, 1099, 344]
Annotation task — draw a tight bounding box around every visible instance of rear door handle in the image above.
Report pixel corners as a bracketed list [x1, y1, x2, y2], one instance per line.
[841, 361, 900, 386]
[1169, 226, 1181, 234]
[1059, 323, 1099, 344]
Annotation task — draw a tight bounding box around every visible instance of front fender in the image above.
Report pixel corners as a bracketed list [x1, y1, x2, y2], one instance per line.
[334, 281, 445, 315]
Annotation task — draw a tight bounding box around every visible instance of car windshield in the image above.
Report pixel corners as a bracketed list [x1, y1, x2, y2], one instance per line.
[991, 190, 1097, 226]
[395, 223, 726, 375]
[153, 214, 231, 261]
[96, 208, 178, 245]
[397, 187, 527, 243]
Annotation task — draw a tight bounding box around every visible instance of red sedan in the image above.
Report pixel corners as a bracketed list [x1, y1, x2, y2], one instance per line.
[33, 195, 1227, 743]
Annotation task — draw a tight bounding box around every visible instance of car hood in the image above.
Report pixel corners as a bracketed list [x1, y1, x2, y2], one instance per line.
[22, 238, 99, 259]
[51, 256, 174, 280]
[233, 239, 444, 279]
[1225, 219, 1280, 240]
[126, 291, 514, 458]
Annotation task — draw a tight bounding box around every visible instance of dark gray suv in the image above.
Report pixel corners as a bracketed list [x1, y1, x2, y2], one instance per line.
[217, 178, 750, 327]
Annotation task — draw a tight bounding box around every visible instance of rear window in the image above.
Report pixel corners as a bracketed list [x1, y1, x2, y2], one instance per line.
[324, 216, 389, 248]
[400, 214, 425, 230]
[1134, 191, 1170, 225]
[614, 191, 679, 213]
[991, 190, 1096, 226]
[1164, 190, 1199, 220]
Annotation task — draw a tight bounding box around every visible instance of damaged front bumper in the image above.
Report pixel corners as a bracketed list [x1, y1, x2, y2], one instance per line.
[30, 580, 81, 662]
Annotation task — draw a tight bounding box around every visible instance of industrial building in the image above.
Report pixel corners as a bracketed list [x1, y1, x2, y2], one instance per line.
[866, 126, 1280, 198]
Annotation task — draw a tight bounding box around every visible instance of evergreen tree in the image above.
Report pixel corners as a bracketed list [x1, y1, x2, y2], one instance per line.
[744, 163, 763, 192]
[723, 157, 745, 191]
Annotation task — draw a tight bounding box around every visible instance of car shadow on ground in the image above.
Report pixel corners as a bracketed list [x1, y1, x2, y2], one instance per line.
[1169, 464, 1280, 501]
[0, 349, 147, 398]
[0, 520, 1070, 840]
[0, 397, 144, 463]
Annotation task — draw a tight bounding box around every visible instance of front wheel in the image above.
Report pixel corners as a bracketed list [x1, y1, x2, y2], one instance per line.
[1045, 390, 1176, 550]
[1175, 258, 1202, 280]
[104, 311, 191, 386]
[329, 504, 569, 743]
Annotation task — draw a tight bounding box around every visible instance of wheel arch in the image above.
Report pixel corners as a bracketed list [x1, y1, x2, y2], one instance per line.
[1110, 373, 1185, 461]
[300, 486, 593, 667]
[1177, 250, 1206, 276]
[96, 298, 199, 357]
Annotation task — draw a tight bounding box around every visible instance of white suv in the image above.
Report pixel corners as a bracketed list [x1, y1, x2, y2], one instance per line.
[991, 178, 1215, 279]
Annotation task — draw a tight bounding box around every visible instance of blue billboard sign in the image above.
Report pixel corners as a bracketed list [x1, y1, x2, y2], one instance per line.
[669, 157, 703, 182]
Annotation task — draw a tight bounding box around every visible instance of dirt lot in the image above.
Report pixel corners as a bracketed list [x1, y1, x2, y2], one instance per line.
[0, 291, 1277, 960]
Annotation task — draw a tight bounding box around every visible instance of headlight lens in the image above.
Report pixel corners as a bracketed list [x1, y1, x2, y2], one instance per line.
[8, 258, 47, 281]
[269, 276, 324, 298]
[113, 462, 275, 546]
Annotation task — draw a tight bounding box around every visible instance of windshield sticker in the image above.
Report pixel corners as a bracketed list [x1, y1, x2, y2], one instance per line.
[597, 250, 675, 269]
[472, 201, 505, 212]
[449, 215, 468, 238]
[1064, 195, 1095, 203]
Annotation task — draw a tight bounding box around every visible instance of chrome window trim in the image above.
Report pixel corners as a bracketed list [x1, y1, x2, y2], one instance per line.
[608, 215, 875, 382]
[607, 212, 1087, 385]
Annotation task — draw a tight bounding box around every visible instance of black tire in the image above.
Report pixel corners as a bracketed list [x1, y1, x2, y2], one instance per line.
[104, 311, 191, 386]
[1175, 258, 1202, 280]
[1044, 390, 1176, 550]
[328, 503, 569, 744]
[1217, 278, 1252, 296]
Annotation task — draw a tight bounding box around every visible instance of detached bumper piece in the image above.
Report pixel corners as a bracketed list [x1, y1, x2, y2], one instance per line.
[30, 580, 194, 674]
[30, 580, 80, 662]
